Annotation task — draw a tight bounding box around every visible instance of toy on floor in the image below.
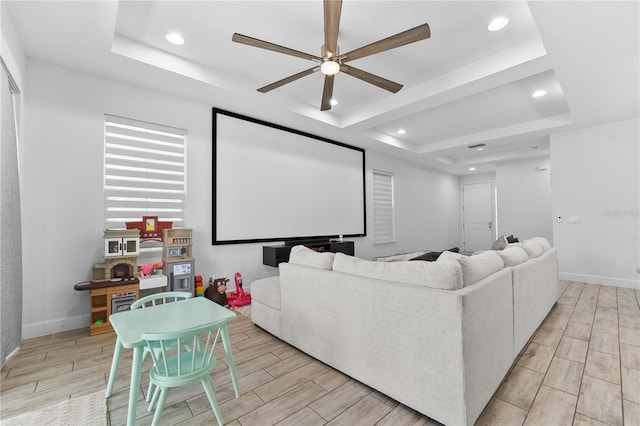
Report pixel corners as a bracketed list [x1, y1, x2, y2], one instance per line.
[195, 275, 204, 297]
[205, 276, 229, 306]
[227, 272, 251, 307]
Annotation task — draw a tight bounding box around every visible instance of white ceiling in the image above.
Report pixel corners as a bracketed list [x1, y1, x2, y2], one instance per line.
[5, 1, 639, 175]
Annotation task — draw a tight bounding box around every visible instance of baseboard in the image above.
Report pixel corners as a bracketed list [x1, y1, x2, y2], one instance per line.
[559, 272, 640, 290]
[22, 314, 89, 339]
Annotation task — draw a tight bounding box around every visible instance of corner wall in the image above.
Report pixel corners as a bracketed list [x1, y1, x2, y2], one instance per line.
[550, 118, 639, 288]
[496, 157, 553, 243]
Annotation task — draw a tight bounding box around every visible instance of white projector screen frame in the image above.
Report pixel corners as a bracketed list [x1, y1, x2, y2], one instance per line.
[212, 109, 366, 245]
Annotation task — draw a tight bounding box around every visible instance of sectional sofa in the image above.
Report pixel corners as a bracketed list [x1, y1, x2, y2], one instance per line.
[251, 238, 558, 426]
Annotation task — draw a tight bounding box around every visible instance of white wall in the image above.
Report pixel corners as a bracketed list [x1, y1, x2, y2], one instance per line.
[459, 173, 496, 186]
[20, 59, 461, 338]
[496, 157, 553, 242]
[550, 118, 639, 288]
[362, 152, 460, 260]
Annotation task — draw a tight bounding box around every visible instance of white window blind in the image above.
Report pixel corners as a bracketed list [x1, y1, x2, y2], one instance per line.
[104, 115, 186, 232]
[373, 170, 395, 243]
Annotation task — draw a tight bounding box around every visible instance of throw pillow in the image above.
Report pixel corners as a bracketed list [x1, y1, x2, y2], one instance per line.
[333, 253, 463, 290]
[507, 234, 519, 243]
[491, 235, 508, 250]
[288, 245, 335, 270]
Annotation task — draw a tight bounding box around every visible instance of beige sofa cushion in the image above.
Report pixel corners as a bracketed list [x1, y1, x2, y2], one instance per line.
[529, 237, 551, 251]
[289, 245, 335, 270]
[513, 241, 544, 258]
[333, 253, 463, 290]
[250, 276, 281, 309]
[438, 251, 504, 286]
[496, 246, 529, 267]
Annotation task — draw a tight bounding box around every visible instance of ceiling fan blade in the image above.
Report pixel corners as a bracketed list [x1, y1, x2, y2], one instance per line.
[340, 65, 403, 93]
[320, 75, 335, 111]
[340, 23, 430, 63]
[323, 0, 342, 59]
[232, 33, 322, 62]
[257, 67, 319, 93]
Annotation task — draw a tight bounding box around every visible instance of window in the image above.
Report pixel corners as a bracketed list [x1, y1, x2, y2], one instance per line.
[103, 115, 186, 234]
[373, 170, 395, 243]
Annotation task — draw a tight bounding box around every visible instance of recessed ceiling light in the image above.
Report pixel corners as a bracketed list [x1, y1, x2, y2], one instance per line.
[532, 90, 547, 98]
[469, 167, 476, 171]
[476, 147, 484, 151]
[330, 99, 338, 106]
[396, 129, 406, 135]
[487, 17, 509, 32]
[166, 32, 185, 45]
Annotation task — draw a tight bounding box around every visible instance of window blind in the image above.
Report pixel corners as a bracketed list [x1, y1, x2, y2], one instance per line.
[104, 115, 186, 232]
[373, 170, 395, 243]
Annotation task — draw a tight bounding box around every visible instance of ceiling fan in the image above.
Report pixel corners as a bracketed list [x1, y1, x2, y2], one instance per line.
[232, 0, 430, 111]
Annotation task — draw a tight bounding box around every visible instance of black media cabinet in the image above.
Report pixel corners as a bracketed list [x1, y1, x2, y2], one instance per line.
[263, 240, 354, 267]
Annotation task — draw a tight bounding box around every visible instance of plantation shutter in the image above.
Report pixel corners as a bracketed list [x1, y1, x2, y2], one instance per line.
[373, 170, 395, 243]
[104, 115, 186, 231]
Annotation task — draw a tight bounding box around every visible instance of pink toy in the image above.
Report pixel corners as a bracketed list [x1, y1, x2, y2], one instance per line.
[139, 261, 163, 277]
[227, 272, 251, 307]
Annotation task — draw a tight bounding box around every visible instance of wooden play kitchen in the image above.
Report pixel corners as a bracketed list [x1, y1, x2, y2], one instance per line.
[75, 229, 142, 335]
[74, 280, 140, 336]
[75, 222, 197, 335]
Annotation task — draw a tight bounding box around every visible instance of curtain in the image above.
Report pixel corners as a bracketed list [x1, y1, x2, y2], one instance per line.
[1, 57, 23, 365]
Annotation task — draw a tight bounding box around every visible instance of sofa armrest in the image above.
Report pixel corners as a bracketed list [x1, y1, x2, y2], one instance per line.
[511, 247, 559, 355]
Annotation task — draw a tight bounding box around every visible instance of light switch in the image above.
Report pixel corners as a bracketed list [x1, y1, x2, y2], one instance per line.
[569, 216, 581, 224]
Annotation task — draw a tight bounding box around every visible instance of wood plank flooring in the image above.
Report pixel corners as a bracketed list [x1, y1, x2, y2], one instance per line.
[1, 280, 639, 425]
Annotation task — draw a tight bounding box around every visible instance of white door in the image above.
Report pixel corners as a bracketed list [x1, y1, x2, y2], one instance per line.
[463, 182, 495, 252]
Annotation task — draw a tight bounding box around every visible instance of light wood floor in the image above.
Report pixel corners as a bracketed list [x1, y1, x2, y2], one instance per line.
[1, 280, 639, 425]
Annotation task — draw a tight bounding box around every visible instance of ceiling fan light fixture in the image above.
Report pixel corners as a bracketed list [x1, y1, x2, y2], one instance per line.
[330, 99, 338, 106]
[487, 17, 509, 32]
[166, 32, 185, 45]
[321, 60, 340, 76]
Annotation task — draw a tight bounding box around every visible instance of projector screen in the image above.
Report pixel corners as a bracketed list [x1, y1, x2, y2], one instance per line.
[212, 108, 366, 245]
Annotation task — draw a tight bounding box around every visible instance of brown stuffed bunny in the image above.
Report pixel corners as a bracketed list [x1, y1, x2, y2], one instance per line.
[205, 277, 229, 306]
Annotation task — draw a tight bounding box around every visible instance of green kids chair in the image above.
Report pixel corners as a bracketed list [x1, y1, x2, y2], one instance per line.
[143, 320, 226, 426]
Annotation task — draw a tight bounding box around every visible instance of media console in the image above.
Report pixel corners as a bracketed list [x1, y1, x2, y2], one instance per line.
[263, 240, 354, 267]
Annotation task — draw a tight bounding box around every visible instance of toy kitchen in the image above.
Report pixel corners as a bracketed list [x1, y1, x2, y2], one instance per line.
[74, 219, 195, 335]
